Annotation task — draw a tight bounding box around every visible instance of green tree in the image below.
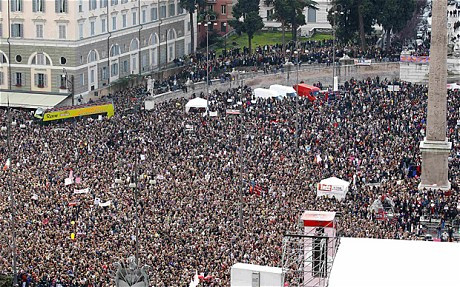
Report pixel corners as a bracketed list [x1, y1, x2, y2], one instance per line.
[180, 0, 205, 53]
[374, 0, 415, 48]
[230, 0, 264, 54]
[328, 0, 376, 49]
[266, 0, 317, 44]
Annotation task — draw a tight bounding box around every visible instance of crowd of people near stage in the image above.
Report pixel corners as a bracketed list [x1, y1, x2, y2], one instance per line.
[0, 75, 459, 287]
[149, 40, 406, 95]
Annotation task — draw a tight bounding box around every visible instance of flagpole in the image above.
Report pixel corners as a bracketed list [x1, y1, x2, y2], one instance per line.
[7, 93, 18, 287]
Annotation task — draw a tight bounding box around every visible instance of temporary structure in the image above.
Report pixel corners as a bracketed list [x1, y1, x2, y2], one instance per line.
[185, 97, 208, 113]
[316, 177, 350, 201]
[254, 88, 279, 100]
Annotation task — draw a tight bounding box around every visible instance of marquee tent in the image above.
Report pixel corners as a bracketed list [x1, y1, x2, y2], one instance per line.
[316, 177, 350, 201]
[185, 97, 208, 113]
[254, 88, 279, 99]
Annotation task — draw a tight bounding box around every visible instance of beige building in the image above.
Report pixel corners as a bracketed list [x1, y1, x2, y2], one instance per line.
[0, 0, 196, 106]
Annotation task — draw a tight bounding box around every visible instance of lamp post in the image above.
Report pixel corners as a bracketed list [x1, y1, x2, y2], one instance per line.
[63, 68, 75, 106]
[129, 171, 140, 266]
[223, 22, 228, 57]
[198, 19, 217, 96]
[285, 49, 294, 86]
[332, 8, 344, 92]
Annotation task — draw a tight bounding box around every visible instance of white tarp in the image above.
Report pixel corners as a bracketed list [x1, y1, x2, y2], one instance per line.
[254, 88, 279, 99]
[329, 238, 460, 287]
[269, 85, 297, 98]
[185, 97, 208, 113]
[316, 176, 350, 201]
[0, 92, 68, 109]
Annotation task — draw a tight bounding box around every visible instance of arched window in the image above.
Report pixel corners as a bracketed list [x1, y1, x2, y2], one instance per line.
[130, 38, 139, 51]
[110, 44, 121, 57]
[31, 53, 51, 65]
[167, 29, 176, 41]
[88, 50, 98, 63]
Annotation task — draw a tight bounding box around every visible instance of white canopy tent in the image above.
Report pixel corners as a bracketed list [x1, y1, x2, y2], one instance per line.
[185, 97, 208, 113]
[254, 88, 279, 100]
[329, 238, 460, 287]
[316, 177, 350, 201]
[0, 92, 68, 109]
[269, 85, 297, 98]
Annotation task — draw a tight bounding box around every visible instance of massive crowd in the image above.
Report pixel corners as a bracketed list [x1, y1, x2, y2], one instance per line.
[0, 75, 459, 286]
[150, 41, 404, 95]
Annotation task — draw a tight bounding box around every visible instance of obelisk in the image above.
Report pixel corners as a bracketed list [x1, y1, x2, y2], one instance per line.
[419, 0, 452, 190]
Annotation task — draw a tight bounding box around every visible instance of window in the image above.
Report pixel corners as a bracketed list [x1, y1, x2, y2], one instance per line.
[14, 73, 22, 86]
[80, 74, 85, 86]
[160, 5, 166, 18]
[15, 55, 22, 63]
[36, 24, 44, 38]
[89, 50, 97, 62]
[111, 63, 118, 76]
[79, 23, 84, 39]
[307, 7, 316, 23]
[0, 24, 2, 37]
[60, 57, 67, 64]
[55, 0, 68, 13]
[90, 21, 95, 36]
[123, 60, 128, 73]
[169, 3, 175, 17]
[100, 0, 107, 8]
[122, 14, 127, 28]
[79, 0, 83, 12]
[132, 11, 137, 25]
[11, 0, 22, 12]
[221, 22, 226, 33]
[112, 16, 117, 30]
[221, 5, 226, 15]
[111, 0, 118, 5]
[101, 18, 106, 33]
[35, 73, 47, 88]
[151, 7, 157, 21]
[89, 0, 97, 10]
[267, 9, 274, 20]
[102, 66, 108, 79]
[177, 4, 183, 15]
[121, 0, 127, 3]
[142, 54, 148, 70]
[33, 0, 45, 12]
[90, 69, 95, 83]
[207, 4, 212, 11]
[142, 9, 146, 23]
[0, 72, 3, 86]
[11, 23, 23, 38]
[58, 25, 66, 39]
[131, 56, 136, 72]
[36, 53, 45, 65]
[59, 75, 66, 89]
[188, 21, 191, 32]
[110, 44, 120, 57]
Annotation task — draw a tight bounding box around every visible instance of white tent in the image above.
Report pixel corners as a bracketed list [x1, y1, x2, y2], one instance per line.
[254, 88, 279, 99]
[185, 97, 208, 113]
[269, 84, 297, 98]
[316, 177, 350, 201]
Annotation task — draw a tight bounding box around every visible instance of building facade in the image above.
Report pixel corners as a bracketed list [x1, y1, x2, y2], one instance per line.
[0, 0, 196, 99]
[259, 0, 332, 37]
[198, 0, 233, 46]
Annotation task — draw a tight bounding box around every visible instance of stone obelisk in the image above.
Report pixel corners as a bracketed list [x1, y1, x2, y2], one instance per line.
[419, 0, 452, 190]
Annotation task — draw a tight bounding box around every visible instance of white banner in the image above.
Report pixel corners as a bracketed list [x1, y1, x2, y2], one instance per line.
[74, 188, 90, 194]
[64, 178, 73, 186]
[99, 200, 112, 207]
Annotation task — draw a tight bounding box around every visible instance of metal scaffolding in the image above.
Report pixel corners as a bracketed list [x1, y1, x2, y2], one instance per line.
[281, 233, 341, 287]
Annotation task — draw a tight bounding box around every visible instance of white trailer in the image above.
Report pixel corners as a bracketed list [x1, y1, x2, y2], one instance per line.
[230, 263, 283, 287]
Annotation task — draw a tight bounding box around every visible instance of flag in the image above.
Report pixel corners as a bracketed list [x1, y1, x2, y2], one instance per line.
[3, 158, 10, 171]
[99, 200, 111, 207]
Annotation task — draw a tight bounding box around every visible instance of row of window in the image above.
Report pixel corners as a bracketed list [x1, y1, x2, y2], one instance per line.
[4, 0, 184, 15]
[0, 71, 49, 88]
[9, 23, 67, 39]
[7, 0, 68, 13]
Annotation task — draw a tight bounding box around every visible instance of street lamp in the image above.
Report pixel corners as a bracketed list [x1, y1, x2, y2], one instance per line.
[62, 68, 75, 106]
[129, 174, 141, 266]
[223, 22, 228, 57]
[198, 20, 217, 96]
[285, 49, 294, 86]
[332, 8, 344, 92]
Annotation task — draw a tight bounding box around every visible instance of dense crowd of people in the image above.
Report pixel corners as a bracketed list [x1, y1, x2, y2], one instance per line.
[150, 40, 404, 95]
[0, 75, 459, 286]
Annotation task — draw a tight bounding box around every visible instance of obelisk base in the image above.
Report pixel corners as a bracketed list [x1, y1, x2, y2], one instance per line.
[419, 138, 452, 191]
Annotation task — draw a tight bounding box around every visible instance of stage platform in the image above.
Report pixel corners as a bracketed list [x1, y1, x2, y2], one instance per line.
[328, 237, 460, 287]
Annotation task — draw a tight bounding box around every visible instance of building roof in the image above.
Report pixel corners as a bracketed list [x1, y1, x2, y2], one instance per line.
[0, 91, 68, 109]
